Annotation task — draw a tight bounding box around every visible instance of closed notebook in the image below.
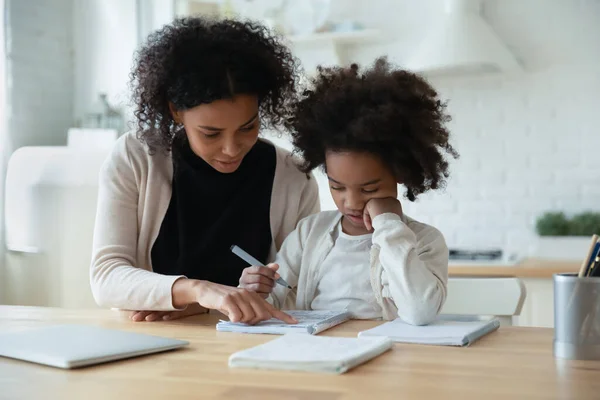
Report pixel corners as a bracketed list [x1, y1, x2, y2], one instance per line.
[228, 333, 393, 374]
[216, 310, 351, 335]
[358, 316, 500, 346]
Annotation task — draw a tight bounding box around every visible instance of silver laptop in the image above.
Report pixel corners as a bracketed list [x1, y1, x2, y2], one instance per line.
[0, 324, 189, 369]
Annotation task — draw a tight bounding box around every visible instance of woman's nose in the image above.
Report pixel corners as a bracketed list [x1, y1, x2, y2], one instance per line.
[222, 140, 241, 157]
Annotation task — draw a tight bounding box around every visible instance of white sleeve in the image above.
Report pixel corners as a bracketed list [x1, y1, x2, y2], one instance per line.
[89, 138, 184, 311]
[371, 213, 448, 325]
[268, 220, 309, 310]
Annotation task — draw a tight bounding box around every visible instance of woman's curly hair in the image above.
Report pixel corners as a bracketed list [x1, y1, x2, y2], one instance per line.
[289, 57, 459, 201]
[130, 16, 300, 154]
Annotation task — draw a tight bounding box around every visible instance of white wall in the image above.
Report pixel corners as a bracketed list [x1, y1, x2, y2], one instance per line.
[5, 0, 74, 150]
[138, 0, 176, 45]
[417, 63, 600, 254]
[72, 0, 138, 130]
[272, 0, 600, 256]
[4, 0, 139, 147]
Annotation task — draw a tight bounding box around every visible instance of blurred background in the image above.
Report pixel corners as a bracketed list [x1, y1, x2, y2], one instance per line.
[0, 0, 598, 327]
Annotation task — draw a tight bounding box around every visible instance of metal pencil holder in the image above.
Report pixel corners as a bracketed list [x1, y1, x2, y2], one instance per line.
[553, 273, 600, 360]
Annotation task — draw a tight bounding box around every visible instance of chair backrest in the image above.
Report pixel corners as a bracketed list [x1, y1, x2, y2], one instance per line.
[441, 277, 527, 325]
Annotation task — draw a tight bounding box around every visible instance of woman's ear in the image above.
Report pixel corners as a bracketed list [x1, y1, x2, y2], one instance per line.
[168, 102, 182, 124]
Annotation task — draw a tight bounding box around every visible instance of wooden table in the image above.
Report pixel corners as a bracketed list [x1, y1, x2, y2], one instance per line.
[449, 259, 581, 278]
[1, 306, 599, 400]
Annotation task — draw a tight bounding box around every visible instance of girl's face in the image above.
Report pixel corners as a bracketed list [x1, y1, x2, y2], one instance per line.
[325, 151, 398, 233]
[171, 94, 260, 173]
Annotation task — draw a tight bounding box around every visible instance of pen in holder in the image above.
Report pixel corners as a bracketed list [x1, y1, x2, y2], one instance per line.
[554, 273, 600, 360]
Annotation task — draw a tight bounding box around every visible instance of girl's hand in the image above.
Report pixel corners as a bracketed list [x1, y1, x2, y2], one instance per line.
[363, 197, 403, 231]
[129, 303, 207, 322]
[239, 263, 280, 298]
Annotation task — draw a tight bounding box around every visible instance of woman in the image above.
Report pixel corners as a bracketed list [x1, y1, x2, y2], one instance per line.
[90, 17, 319, 324]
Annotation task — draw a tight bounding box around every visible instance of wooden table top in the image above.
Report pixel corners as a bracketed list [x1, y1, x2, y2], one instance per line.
[449, 258, 581, 279]
[1, 306, 599, 400]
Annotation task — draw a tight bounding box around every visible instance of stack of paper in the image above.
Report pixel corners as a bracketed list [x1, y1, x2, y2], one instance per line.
[229, 333, 393, 374]
[216, 310, 351, 335]
[358, 316, 500, 346]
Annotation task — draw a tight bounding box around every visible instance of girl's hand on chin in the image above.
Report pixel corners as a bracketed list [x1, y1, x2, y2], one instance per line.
[363, 197, 403, 231]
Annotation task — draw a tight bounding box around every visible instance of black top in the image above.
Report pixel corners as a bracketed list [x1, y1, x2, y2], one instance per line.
[151, 137, 276, 287]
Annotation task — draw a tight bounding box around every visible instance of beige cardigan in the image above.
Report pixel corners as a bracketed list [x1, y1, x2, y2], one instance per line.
[90, 132, 320, 311]
[270, 211, 449, 325]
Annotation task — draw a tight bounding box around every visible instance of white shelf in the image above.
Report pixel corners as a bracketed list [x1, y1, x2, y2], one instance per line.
[288, 29, 380, 45]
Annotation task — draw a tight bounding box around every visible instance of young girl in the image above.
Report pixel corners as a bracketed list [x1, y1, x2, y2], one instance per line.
[239, 58, 459, 325]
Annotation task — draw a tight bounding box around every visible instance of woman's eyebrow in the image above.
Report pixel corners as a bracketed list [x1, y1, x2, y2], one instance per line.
[197, 125, 222, 131]
[239, 113, 259, 127]
[198, 113, 259, 131]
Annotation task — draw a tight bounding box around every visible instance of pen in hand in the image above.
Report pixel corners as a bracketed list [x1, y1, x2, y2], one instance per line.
[230, 245, 293, 289]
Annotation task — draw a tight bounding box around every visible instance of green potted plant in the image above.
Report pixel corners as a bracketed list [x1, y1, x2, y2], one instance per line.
[532, 211, 600, 261]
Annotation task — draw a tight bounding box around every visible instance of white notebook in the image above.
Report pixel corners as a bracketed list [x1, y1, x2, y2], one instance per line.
[229, 333, 393, 374]
[358, 316, 500, 346]
[216, 310, 351, 335]
[0, 324, 189, 369]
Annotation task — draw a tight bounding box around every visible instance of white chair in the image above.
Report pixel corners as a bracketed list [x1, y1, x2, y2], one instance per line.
[441, 277, 527, 326]
[4, 129, 116, 308]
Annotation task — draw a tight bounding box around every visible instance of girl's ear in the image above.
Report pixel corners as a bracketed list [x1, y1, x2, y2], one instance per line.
[169, 102, 182, 124]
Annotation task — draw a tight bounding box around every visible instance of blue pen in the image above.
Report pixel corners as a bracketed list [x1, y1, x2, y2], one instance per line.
[230, 245, 292, 289]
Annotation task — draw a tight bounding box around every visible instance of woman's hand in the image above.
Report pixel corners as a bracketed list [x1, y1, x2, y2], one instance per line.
[363, 197, 403, 231]
[170, 278, 296, 325]
[239, 263, 280, 298]
[129, 303, 207, 322]
[192, 280, 296, 325]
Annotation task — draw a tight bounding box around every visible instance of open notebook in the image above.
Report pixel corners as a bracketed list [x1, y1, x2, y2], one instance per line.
[216, 310, 351, 335]
[358, 316, 500, 346]
[229, 333, 393, 374]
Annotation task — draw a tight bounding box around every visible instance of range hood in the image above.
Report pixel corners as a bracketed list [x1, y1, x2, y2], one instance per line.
[406, 0, 521, 76]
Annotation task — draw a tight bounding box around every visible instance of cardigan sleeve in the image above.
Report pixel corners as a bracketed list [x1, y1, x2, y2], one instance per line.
[297, 172, 321, 221]
[267, 172, 319, 309]
[89, 135, 184, 311]
[268, 217, 313, 310]
[371, 213, 449, 325]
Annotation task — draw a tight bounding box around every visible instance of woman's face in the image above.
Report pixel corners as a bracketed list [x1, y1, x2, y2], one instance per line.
[171, 94, 260, 173]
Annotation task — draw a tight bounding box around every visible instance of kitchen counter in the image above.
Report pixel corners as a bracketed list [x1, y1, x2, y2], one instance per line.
[448, 258, 581, 278]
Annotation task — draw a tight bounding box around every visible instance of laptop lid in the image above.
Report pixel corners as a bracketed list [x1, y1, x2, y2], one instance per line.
[0, 324, 189, 369]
